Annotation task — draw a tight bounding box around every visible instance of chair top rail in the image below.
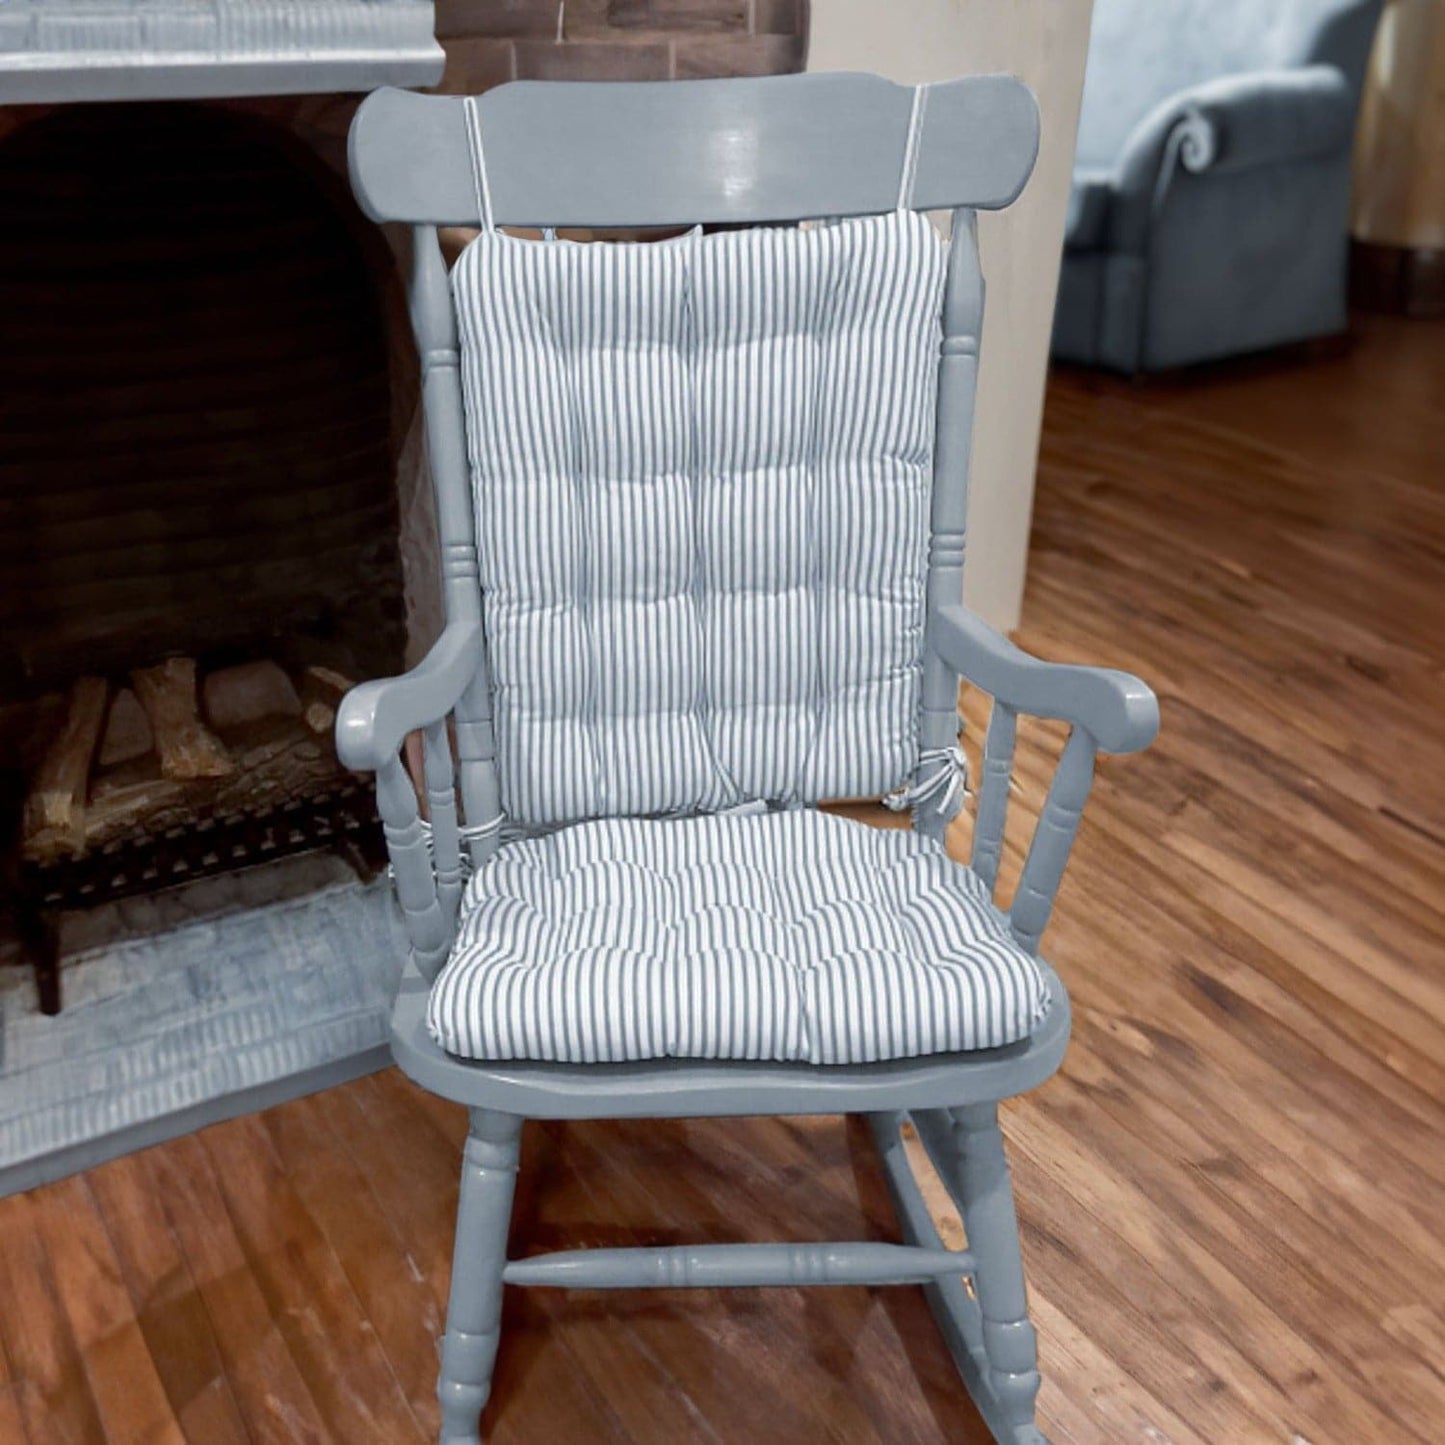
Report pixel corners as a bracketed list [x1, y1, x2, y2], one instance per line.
[349, 71, 1040, 228]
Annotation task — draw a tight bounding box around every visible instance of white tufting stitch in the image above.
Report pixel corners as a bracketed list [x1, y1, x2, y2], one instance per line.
[427, 809, 1051, 1065]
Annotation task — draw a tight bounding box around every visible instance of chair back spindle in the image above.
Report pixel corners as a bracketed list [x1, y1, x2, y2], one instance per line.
[915, 209, 984, 840]
[422, 720, 464, 923]
[409, 222, 506, 868]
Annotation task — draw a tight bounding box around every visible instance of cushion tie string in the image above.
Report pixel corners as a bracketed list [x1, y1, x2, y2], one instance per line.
[397, 814, 506, 882]
[883, 743, 970, 820]
[897, 84, 930, 212]
[462, 95, 496, 233]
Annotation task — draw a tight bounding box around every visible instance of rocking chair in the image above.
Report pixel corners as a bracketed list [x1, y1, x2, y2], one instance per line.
[341, 71, 1159, 1444]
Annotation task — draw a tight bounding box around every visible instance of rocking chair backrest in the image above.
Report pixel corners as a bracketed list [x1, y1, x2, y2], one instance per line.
[348, 74, 1039, 843]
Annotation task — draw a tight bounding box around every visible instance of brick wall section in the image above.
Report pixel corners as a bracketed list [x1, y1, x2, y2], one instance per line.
[435, 0, 806, 93]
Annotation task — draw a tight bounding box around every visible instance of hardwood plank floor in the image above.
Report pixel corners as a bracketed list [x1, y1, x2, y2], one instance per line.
[2, 312, 1441, 1443]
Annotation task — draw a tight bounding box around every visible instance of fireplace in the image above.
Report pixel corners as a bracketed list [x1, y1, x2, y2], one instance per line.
[0, 0, 810, 1020]
[0, 99, 424, 1010]
[0, 0, 447, 1013]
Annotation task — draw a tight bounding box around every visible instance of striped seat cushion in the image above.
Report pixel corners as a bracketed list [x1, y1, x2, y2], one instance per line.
[452, 211, 947, 827]
[427, 810, 1051, 1065]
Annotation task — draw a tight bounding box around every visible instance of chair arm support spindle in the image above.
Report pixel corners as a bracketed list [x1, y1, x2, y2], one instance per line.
[377, 755, 452, 980]
[1009, 728, 1097, 955]
[970, 700, 1017, 892]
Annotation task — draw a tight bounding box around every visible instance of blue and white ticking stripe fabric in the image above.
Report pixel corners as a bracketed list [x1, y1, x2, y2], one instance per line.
[452, 212, 947, 826]
[428, 810, 1051, 1065]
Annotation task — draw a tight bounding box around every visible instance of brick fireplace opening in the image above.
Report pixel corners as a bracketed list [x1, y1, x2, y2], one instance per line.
[0, 0, 810, 1030]
[0, 103, 405, 688]
[0, 100, 414, 1011]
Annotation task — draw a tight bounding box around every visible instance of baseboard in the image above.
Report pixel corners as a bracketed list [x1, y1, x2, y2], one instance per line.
[1350, 240, 1445, 319]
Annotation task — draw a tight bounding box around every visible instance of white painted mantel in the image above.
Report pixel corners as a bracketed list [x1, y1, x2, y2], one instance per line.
[808, 0, 1094, 632]
[0, 0, 443, 102]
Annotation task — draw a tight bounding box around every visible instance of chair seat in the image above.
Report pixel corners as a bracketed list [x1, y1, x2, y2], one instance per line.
[426, 809, 1051, 1067]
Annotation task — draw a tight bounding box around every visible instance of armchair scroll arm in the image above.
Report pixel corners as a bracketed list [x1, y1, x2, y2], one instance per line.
[1107, 65, 1354, 254]
[1167, 66, 1355, 174]
[929, 605, 1159, 756]
[335, 620, 484, 773]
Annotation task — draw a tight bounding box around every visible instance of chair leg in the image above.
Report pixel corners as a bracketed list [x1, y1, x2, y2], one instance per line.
[872, 1108, 1046, 1443]
[438, 1109, 522, 1445]
[950, 1103, 1043, 1442]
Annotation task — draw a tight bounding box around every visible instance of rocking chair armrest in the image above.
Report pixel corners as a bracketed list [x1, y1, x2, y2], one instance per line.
[930, 605, 1159, 755]
[335, 621, 484, 772]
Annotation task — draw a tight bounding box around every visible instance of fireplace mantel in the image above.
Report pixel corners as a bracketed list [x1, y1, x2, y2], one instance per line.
[0, 0, 444, 103]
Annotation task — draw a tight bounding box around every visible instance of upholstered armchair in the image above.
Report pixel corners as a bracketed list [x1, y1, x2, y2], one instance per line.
[1052, 0, 1383, 373]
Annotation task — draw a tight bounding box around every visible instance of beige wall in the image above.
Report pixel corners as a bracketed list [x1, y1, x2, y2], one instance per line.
[807, 0, 1093, 631]
[1354, 0, 1445, 250]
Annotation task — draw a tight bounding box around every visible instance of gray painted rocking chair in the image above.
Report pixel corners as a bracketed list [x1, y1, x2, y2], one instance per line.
[341, 72, 1159, 1444]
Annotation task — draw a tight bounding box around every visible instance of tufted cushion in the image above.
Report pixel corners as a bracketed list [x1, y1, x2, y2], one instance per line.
[427, 809, 1051, 1066]
[452, 212, 946, 828]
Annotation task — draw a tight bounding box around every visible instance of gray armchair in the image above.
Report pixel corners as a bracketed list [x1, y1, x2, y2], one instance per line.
[1052, 0, 1383, 373]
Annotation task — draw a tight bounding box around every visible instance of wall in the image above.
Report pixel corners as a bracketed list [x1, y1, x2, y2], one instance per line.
[1353, 0, 1445, 249]
[808, 0, 1094, 631]
[435, 0, 807, 89]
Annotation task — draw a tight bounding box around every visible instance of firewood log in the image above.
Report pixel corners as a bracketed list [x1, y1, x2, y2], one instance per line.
[131, 657, 234, 779]
[21, 675, 108, 859]
[298, 662, 356, 736]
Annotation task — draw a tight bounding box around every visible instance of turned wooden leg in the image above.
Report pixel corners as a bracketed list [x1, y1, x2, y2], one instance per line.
[952, 1103, 1042, 1442]
[438, 1109, 522, 1444]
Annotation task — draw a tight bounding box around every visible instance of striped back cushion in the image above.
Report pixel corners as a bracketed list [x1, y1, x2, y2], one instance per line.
[453, 211, 946, 826]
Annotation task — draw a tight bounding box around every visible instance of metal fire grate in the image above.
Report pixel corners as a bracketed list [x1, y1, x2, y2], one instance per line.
[10, 782, 387, 1016]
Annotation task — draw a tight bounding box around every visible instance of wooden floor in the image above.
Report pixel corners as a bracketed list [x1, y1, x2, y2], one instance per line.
[3, 312, 1442, 1444]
